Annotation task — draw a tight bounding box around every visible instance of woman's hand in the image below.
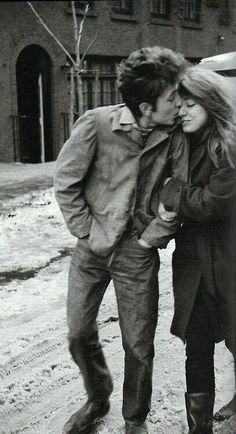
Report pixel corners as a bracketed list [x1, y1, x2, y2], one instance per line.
[158, 202, 177, 222]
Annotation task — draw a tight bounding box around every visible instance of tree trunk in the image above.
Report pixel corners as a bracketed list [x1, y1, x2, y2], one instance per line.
[94, 69, 99, 108]
[70, 67, 75, 133]
[77, 72, 84, 117]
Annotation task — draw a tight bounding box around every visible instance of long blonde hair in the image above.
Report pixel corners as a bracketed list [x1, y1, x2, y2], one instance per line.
[178, 67, 236, 168]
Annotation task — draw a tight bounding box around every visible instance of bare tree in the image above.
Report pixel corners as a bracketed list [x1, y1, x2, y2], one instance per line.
[27, 1, 98, 132]
[70, 2, 99, 124]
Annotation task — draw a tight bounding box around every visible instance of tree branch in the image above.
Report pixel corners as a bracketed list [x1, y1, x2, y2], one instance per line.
[27, 1, 76, 68]
[79, 30, 99, 68]
[71, 1, 78, 43]
[76, 3, 90, 67]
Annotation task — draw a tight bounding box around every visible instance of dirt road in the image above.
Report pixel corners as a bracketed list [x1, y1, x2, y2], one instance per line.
[0, 187, 235, 434]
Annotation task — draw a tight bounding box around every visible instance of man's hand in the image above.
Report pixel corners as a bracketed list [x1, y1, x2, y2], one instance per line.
[137, 238, 153, 249]
[158, 202, 177, 222]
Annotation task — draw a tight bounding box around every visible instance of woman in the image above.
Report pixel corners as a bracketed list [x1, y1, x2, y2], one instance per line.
[159, 67, 236, 433]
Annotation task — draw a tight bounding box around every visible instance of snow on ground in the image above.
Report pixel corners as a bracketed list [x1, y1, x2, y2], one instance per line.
[1, 189, 73, 273]
[0, 182, 235, 433]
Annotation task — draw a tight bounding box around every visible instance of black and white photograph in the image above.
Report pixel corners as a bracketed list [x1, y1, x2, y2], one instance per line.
[0, 1, 236, 433]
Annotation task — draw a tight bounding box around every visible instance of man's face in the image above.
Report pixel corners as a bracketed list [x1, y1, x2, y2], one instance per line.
[148, 84, 181, 127]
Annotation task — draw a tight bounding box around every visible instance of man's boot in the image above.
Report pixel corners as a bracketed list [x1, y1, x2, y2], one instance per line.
[63, 339, 113, 433]
[63, 399, 110, 433]
[213, 393, 236, 421]
[125, 421, 148, 434]
[185, 392, 215, 433]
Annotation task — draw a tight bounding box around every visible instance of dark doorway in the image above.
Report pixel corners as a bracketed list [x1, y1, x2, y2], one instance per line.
[16, 45, 53, 163]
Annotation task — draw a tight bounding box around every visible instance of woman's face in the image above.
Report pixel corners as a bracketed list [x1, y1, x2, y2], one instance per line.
[179, 97, 209, 134]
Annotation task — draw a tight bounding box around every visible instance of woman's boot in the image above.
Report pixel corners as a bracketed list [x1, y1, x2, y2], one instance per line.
[213, 393, 236, 421]
[185, 392, 215, 433]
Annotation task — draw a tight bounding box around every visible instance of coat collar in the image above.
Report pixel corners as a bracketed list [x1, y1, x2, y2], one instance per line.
[190, 141, 207, 172]
[188, 128, 214, 175]
[141, 127, 170, 153]
[111, 104, 134, 132]
[111, 104, 172, 150]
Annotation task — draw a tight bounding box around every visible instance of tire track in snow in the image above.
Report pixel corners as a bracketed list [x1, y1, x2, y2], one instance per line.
[0, 319, 120, 420]
[0, 339, 63, 381]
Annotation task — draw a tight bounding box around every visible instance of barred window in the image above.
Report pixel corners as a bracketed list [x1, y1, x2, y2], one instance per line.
[81, 58, 122, 112]
[112, 0, 133, 15]
[183, 0, 201, 22]
[220, 0, 229, 11]
[151, 0, 170, 18]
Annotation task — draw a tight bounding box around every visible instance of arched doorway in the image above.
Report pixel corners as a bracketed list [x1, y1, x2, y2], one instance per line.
[16, 45, 53, 163]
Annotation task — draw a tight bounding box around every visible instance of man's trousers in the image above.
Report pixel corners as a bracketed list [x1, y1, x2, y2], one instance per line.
[67, 232, 160, 424]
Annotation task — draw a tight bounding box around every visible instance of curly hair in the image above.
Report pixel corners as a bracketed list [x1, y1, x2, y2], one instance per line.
[117, 46, 187, 119]
[178, 67, 236, 168]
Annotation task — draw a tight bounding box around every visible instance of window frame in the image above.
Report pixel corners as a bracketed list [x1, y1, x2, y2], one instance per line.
[65, 56, 123, 113]
[111, 0, 134, 15]
[182, 0, 202, 23]
[150, 0, 171, 19]
[219, 0, 231, 25]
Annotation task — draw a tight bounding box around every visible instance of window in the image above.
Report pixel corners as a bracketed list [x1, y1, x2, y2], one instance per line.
[205, 0, 219, 6]
[81, 58, 123, 112]
[151, 0, 170, 18]
[112, 0, 133, 15]
[182, 0, 201, 22]
[65, 57, 123, 111]
[62, 58, 123, 139]
[219, 0, 230, 24]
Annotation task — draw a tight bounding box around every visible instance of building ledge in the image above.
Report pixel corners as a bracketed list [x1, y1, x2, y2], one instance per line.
[181, 20, 203, 30]
[150, 16, 174, 27]
[110, 13, 137, 23]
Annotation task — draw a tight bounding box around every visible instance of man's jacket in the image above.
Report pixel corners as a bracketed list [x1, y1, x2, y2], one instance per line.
[54, 104, 188, 256]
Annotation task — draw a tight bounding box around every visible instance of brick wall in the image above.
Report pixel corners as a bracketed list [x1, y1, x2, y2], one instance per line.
[0, 0, 235, 162]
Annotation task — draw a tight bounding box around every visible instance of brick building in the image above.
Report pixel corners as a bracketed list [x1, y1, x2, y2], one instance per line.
[0, 0, 235, 163]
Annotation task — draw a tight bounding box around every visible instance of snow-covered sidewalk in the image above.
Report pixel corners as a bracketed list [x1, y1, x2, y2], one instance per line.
[0, 161, 55, 209]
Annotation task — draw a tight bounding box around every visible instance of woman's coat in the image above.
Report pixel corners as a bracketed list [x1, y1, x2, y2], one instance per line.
[159, 138, 236, 342]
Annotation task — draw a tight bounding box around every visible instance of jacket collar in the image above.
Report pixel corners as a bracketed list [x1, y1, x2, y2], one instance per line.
[111, 104, 134, 132]
[111, 105, 146, 146]
[111, 104, 172, 149]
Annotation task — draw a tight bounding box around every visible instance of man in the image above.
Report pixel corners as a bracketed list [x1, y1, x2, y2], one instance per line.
[54, 46, 187, 434]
